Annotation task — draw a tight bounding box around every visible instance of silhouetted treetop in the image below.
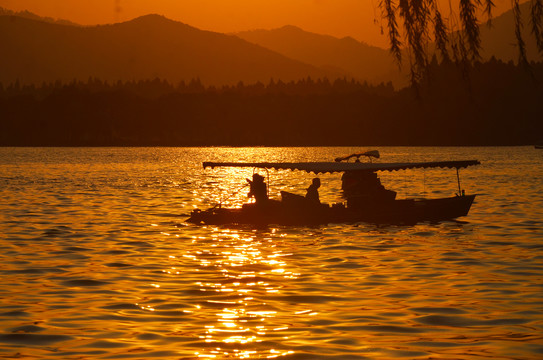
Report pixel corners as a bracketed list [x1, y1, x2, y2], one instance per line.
[0, 77, 395, 99]
[0, 60, 541, 147]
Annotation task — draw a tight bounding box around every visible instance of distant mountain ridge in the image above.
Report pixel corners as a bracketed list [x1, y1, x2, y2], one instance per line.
[0, 6, 79, 26]
[234, 26, 405, 86]
[0, 14, 337, 86]
[234, 3, 541, 87]
[0, 4, 540, 88]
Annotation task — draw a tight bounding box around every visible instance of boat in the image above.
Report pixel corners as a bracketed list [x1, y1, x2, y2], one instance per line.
[187, 151, 480, 226]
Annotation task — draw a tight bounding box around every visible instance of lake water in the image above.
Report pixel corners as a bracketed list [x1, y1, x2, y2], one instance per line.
[1, 147, 542, 360]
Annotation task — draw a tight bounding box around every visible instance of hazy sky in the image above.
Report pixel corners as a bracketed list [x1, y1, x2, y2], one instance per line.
[0, 0, 514, 48]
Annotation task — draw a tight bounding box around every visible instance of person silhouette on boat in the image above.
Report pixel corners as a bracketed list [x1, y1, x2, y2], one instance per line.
[305, 177, 321, 204]
[341, 170, 396, 205]
[342, 171, 381, 194]
[247, 173, 268, 205]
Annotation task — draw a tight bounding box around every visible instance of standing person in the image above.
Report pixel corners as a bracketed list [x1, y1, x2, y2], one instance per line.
[305, 178, 321, 204]
[247, 173, 268, 205]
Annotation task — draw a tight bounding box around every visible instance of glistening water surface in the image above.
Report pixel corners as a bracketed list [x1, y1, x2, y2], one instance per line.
[1, 147, 542, 359]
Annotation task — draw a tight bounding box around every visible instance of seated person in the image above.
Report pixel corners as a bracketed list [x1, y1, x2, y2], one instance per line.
[305, 178, 321, 204]
[247, 173, 268, 205]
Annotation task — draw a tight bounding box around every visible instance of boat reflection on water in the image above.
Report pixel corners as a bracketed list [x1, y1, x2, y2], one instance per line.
[176, 229, 298, 358]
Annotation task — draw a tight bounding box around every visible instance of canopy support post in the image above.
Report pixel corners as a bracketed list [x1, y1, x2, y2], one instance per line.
[456, 168, 462, 196]
[265, 168, 270, 198]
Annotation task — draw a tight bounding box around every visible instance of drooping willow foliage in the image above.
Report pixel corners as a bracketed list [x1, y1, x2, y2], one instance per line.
[379, 0, 543, 84]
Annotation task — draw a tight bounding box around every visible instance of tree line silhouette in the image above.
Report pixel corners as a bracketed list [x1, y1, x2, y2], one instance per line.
[1, 59, 541, 146]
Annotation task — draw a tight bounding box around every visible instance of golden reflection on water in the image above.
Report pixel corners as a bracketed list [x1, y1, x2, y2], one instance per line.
[193, 167, 262, 210]
[175, 229, 297, 359]
[2, 147, 543, 360]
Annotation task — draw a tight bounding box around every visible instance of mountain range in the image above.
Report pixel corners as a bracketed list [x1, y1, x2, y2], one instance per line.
[234, 26, 404, 86]
[0, 3, 540, 88]
[0, 14, 334, 86]
[234, 1, 540, 85]
[0, 6, 79, 26]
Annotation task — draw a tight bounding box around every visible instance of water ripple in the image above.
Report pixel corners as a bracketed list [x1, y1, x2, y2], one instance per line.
[1, 146, 542, 360]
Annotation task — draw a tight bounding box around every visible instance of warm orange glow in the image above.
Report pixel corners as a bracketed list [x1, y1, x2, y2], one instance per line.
[175, 228, 299, 358]
[0, 0, 515, 48]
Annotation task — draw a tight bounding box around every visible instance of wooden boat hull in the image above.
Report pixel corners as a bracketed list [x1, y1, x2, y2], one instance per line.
[187, 195, 476, 226]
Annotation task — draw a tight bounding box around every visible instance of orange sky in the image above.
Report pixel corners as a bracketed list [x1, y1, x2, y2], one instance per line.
[0, 0, 515, 48]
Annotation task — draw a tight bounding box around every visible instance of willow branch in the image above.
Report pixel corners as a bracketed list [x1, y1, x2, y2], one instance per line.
[531, 0, 543, 54]
[434, 7, 451, 62]
[381, 0, 403, 65]
[485, 0, 495, 26]
[513, 0, 528, 66]
[459, 0, 482, 61]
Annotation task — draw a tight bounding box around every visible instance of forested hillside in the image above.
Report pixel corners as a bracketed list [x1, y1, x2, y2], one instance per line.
[1, 60, 541, 146]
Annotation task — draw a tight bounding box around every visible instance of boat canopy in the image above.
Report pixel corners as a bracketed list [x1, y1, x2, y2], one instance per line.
[203, 160, 480, 174]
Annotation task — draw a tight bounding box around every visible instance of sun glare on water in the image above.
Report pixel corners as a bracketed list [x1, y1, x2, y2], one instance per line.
[168, 229, 299, 358]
